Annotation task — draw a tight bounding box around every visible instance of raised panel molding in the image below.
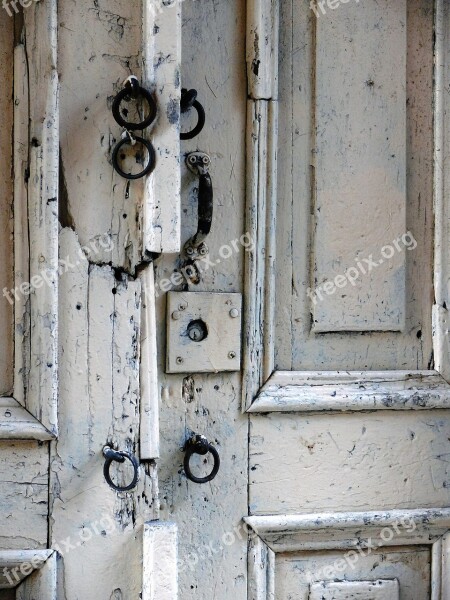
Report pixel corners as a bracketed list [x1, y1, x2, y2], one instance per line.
[1, 0, 59, 440]
[243, 0, 450, 412]
[245, 509, 450, 599]
[248, 370, 450, 413]
[0, 550, 57, 596]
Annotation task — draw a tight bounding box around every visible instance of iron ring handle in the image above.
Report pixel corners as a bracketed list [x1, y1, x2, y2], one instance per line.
[112, 84, 157, 131]
[111, 133, 156, 180]
[103, 446, 139, 492]
[180, 88, 205, 140]
[183, 435, 220, 484]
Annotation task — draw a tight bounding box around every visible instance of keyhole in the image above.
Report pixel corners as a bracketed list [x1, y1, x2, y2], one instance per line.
[187, 319, 208, 342]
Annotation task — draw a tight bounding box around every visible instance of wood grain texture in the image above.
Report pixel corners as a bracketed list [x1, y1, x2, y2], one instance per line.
[18, 3, 59, 435]
[51, 228, 157, 599]
[0, 15, 14, 396]
[246, 0, 279, 99]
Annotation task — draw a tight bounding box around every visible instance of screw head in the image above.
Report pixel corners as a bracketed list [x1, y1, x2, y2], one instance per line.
[178, 303, 187, 311]
[176, 356, 184, 365]
[199, 245, 208, 256]
[186, 246, 194, 256]
[172, 311, 181, 320]
[188, 154, 197, 164]
[228, 351, 236, 359]
[229, 308, 239, 318]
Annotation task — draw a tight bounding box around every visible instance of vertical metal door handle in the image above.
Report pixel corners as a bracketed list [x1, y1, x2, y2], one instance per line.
[185, 152, 213, 257]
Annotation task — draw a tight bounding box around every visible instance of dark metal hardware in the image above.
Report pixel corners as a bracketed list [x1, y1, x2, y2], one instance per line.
[112, 131, 156, 180]
[184, 152, 213, 257]
[183, 434, 220, 484]
[112, 80, 157, 130]
[103, 446, 139, 492]
[180, 88, 205, 140]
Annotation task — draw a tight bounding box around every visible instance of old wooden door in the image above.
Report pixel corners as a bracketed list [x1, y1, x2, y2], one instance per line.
[0, 1, 180, 598]
[157, 0, 450, 599]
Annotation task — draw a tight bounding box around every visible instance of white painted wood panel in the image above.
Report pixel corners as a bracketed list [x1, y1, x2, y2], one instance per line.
[156, 0, 248, 597]
[0, 398, 53, 440]
[143, 522, 178, 600]
[0, 550, 53, 589]
[274, 0, 434, 370]
[51, 228, 157, 599]
[276, 550, 427, 600]
[250, 410, 450, 515]
[143, 0, 181, 254]
[0, 442, 48, 551]
[313, 0, 407, 332]
[15, 552, 57, 600]
[0, 15, 14, 396]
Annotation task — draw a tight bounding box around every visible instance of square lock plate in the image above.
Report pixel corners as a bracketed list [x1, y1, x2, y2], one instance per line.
[166, 292, 242, 373]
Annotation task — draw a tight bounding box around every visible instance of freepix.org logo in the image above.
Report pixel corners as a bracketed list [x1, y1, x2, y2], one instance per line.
[2, 0, 39, 17]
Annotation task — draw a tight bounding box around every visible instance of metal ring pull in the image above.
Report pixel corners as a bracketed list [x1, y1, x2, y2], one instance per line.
[184, 152, 213, 258]
[112, 131, 156, 180]
[183, 434, 220, 484]
[112, 80, 157, 130]
[180, 88, 205, 140]
[103, 446, 139, 492]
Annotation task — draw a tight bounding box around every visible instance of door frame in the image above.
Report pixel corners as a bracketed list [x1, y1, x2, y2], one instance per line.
[242, 0, 450, 413]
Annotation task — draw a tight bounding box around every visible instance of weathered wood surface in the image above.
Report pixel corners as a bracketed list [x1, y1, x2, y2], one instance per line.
[51, 228, 158, 599]
[274, 0, 434, 371]
[14, 3, 60, 436]
[309, 579, 399, 600]
[156, 0, 248, 597]
[0, 15, 14, 396]
[250, 409, 450, 515]
[143, 522, 178, 600]
[0, 442, 48, 551]
[313, 0, 407, 332]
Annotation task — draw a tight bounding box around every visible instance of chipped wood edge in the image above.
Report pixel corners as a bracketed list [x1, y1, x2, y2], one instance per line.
[248, 370, 450, 413]
[243, 99, 277, 412]
[246, 0, 279, 99]
[244, 510, 450, 596]
[139, 265, 160, 459]
[142, 0, 181, 254]
[143, 522, 178, 600]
